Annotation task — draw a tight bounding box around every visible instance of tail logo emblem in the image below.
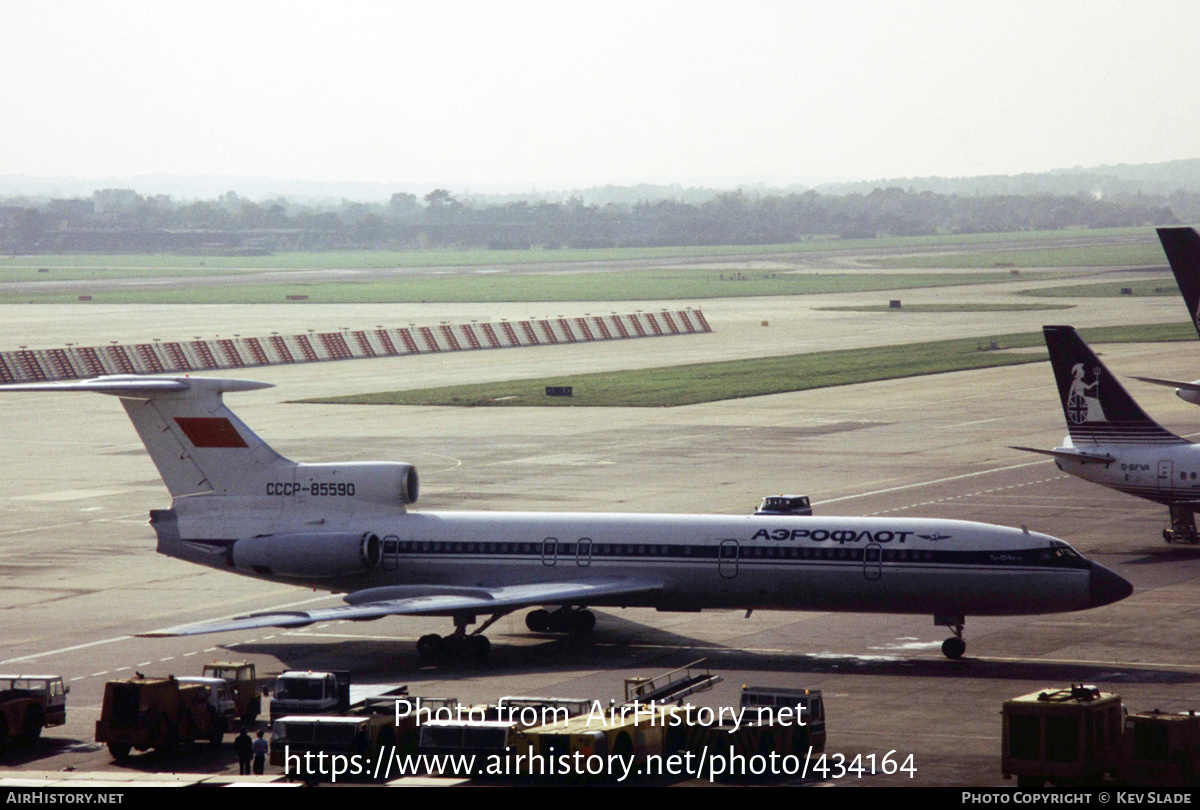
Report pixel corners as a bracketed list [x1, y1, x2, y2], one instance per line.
[1067, 363, 1106, 424]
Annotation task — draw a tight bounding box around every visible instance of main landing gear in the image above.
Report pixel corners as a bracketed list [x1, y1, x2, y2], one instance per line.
[1163, 505, 1200, 544]
[525, 607, 596, 635]
[415, 612, 502, 661]
[936, 615, 966, 660]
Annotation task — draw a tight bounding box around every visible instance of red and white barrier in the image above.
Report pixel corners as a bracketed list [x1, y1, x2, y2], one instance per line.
[0, 309, 712, 383]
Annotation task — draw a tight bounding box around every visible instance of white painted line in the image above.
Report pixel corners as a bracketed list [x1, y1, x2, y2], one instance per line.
[0, 635, 133, 666]
[817, 460, 1052, 505]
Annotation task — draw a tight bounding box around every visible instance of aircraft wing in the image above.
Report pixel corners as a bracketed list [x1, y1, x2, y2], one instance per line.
[1010, 446, 1116, 464]
[1130, 376, 1200, 393]
[138, 577, 665, 637]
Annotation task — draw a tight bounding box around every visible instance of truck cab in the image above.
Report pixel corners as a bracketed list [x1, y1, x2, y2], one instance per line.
[176, 676, 237, 733]
[0, 674, 68, 746]
[201, 661, 260, 723]
[268, 671, 351, 721]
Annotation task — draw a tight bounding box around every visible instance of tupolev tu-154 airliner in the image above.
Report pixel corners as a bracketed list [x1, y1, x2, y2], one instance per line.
[1, 375, 1132, 660]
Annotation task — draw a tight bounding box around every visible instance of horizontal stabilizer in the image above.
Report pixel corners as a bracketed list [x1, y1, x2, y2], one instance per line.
[1130, 376, 1200, 393]
[0, 375, 283, 497]
[138, 577, 666, 637]
[0, 375, 273, 397]
[1010, 445, 1115, 464]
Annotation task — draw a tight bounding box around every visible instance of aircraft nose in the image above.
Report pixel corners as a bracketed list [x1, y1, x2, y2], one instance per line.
[1089, 562, 1133, 608]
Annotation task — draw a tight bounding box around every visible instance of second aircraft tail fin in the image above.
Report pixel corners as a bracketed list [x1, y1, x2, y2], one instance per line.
[1158, 227, 1200, 337]
[1042, 325, 1186, 446]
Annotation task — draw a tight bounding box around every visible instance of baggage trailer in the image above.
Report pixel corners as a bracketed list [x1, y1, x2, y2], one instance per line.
[1116, 710, 1200, 787]
[270, 713, 399, 784]
[1001, 684, 1124, 787]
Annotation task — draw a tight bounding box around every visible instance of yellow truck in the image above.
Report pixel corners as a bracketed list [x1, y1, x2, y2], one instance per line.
[95, 676, 227, 760]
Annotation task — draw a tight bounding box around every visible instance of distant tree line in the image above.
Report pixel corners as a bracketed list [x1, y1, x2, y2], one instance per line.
[0, 185, 1189, 254]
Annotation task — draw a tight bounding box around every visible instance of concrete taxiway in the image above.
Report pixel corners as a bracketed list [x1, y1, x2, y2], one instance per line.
[2, 270, 1199, 786]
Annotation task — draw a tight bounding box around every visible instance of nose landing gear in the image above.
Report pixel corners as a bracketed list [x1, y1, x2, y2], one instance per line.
[936, 615, 966, 660]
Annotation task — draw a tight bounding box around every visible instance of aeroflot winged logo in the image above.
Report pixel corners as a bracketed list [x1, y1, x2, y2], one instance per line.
[1066, 364, 1106, 425]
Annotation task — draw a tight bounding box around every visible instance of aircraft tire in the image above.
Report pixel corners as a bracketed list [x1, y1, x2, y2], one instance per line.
[471, 636, 491, 658]
[416, 634, 444, 659]
[525, 609, 551, 633]
[941, 638, 966, 660]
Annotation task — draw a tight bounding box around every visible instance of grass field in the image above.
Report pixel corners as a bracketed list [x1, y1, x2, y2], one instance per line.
[300, 322, 1195, 408]
[865, 243, 1167, 269]
[1020, 279, 1180, 298]
[0, 269, 1085, 305]
[0, 226, 1156, 276]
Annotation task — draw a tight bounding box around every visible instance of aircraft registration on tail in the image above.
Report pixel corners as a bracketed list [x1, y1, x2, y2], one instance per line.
[1, 374, 1132, 660]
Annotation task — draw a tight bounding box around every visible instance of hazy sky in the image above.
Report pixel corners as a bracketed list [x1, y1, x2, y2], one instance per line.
[4, 1, 1198, 191]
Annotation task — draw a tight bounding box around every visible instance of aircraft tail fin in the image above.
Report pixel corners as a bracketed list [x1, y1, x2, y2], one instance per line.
[0, 375, 292, 497]
[1042, 325, 1186, 446]
[1157, 227, 1200, 337]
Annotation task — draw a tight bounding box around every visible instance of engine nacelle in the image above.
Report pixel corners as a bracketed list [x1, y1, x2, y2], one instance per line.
[231, 531, 382, 578]
[290, 461, 419, 508]
[1177, 386, 1200, 406]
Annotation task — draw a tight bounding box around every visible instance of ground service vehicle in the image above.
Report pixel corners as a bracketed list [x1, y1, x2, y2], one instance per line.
[0, 675, 68, 747]
[739, 685, 826, 752]
[1001, 685, 1124, 787]
[270, 714, 398, 783]
[268, 670, 350, 721]
[1116, 710, 1200, 787]
[420, 719, 519, 766]
[754, 495, 813, 516]
[202, 661, 261, 723]
[95, 676, 225, 759]
[175, 676, 237, 738]
[517, 704, 679, 776]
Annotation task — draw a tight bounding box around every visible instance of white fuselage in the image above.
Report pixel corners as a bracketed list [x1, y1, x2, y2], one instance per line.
[152, 502, 1102, 618]
[1054, 438, 1200, 506]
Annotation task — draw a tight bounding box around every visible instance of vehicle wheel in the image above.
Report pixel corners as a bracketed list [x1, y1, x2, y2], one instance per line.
[941, 637, 966, 660]
[416, 634, 444, 659]
[242, 700, 260, 725]
[0, 716, 9, 750]
[525, 609, 551, 633]
[21, 705, 44, 743]
[1164, 529, 1174, 543]
[107, 742, 132, 761]
[471, 635, 491, 659]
